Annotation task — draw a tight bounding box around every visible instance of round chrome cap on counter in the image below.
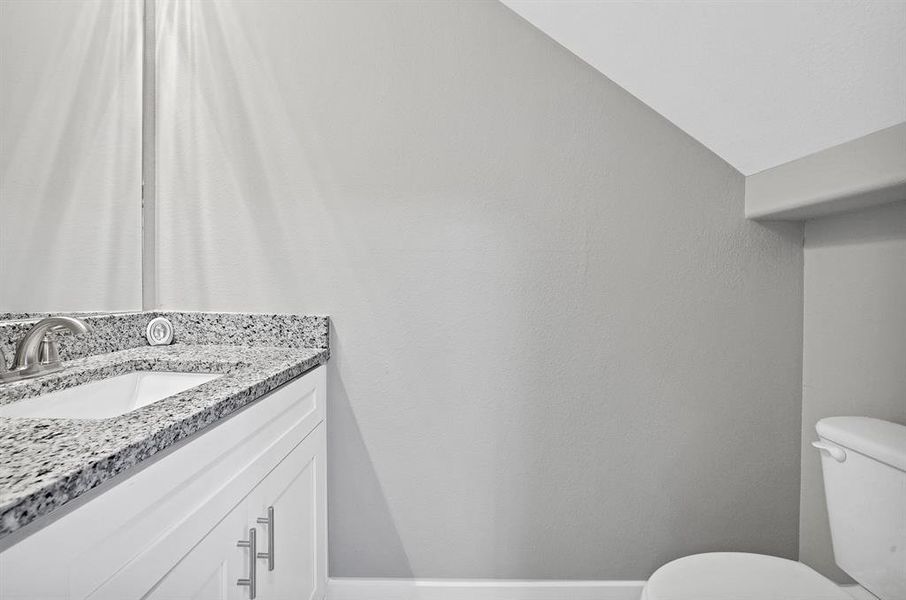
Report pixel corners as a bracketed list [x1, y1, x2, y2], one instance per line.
[146, 317, 174, 346]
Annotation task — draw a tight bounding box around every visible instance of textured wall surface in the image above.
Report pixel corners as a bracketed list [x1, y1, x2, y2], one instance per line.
[799, 201, 906, 582]
[155, 0, 804, 579]
[0, 0, 142, 313]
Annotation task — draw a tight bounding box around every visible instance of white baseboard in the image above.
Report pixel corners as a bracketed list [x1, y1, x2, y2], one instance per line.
[327, 578, 645, 600]
[326, 576, 865, 600]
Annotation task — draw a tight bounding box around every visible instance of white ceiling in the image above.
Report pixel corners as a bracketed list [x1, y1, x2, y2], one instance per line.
[501, 0, 906, 175]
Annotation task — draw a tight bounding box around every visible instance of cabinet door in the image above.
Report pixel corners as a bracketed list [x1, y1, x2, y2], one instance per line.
[250, 424, 326, 600]
[91, 502, 251, 600]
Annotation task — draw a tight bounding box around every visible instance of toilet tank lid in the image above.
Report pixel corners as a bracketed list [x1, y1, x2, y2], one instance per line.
[817, 417, 906, 472]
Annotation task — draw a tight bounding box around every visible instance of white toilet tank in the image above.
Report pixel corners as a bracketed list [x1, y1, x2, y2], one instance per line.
[814, 417, 906, 600]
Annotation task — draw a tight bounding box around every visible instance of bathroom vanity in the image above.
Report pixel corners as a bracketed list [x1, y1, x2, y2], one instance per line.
[0, 312, 329, 600]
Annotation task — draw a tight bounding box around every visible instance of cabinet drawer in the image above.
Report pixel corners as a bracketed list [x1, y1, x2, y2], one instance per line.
[0, 366, 325, 600]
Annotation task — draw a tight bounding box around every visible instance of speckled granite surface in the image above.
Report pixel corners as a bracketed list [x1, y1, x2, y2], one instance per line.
[0, 312, 148, 363]
[155, 311, 329, 349]
[0, 313, 36, 322]
[0, 311, 128, 322]
[0, 312, 329, 363]
[0, 312, 330, 540]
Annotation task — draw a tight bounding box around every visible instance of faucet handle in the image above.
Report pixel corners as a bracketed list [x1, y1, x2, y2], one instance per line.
[38, 333, 61, 366]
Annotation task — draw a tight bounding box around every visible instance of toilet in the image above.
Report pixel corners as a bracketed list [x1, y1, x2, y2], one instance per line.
[641, 417, 906, 600]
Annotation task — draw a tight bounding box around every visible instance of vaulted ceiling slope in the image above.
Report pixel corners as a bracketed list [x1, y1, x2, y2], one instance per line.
[501, 0, 906, 175]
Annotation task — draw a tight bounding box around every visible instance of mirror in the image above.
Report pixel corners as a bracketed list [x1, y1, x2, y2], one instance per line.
[0, 0, 144, 316]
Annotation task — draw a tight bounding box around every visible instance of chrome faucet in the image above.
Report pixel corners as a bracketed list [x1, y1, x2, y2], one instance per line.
[0, 316, 91, 384]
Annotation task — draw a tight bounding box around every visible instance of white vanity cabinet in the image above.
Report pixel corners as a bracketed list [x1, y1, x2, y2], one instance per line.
[0, 366, 327, 600]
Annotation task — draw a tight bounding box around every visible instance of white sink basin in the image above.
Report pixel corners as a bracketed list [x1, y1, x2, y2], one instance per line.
[0, 371, 221, 420]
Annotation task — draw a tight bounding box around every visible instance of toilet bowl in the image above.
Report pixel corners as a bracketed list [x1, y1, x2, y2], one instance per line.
[641, 552, 852, 600]
[641, 417, 906, 600]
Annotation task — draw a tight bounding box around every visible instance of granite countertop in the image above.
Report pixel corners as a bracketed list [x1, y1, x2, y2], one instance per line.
[0, 343, 328, 539]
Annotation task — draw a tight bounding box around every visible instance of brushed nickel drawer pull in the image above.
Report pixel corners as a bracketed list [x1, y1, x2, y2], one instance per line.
[237, 527, 257, 598]
[257, 506, 275, 571]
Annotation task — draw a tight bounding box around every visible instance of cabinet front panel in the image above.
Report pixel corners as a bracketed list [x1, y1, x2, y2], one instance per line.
[253, 426, 327, 600]
[122, 502, 248, 600]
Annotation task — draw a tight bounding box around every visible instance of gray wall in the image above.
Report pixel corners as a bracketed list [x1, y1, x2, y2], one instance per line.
[799, 201, 906, 581]
[154, 0, 804, 578]
[0, 0, 142, 313]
